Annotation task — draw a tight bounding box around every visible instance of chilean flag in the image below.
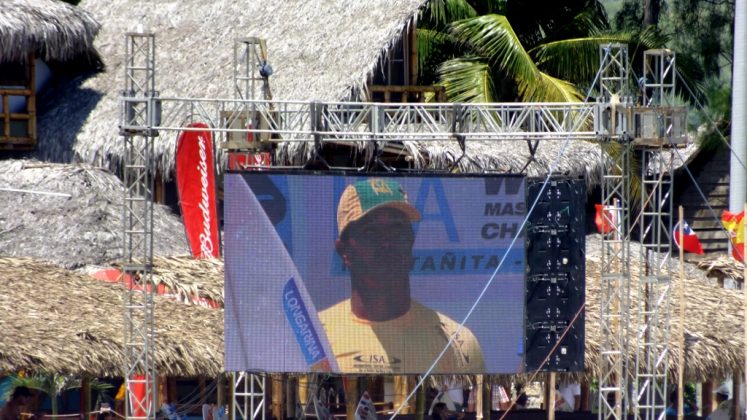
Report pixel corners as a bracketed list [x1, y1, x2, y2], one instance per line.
[673, 220, 704, 255]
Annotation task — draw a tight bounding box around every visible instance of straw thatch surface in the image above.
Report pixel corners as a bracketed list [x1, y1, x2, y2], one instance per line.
[278, 138, 606, 184]
[697, 255, 744, 284]
[96, 256, 224, 306]
[36, 0, 428, 175]
[126, 236, 743, 381]
[0, 0, 100, 63]
[0, 257, 223, 377]
[584, 235, 744, 382]
[0, 160, 189, 269]
[1, 242, 740, 379]
[34, 0, 699, 183]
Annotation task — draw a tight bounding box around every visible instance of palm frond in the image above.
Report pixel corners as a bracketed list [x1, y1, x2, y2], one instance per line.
[418, 0, 477, 28]
[416, 28, 457, 80]
[438, 57, 495, 103]
[670, 52, 707, 104]
[531, 34, 635, 85]
[633, 25, 669, 50]
[518, 72, 583, 102]
[449, 14, 538, 84]
[12, 373, 81, 396]
[573, 1, 610, 33]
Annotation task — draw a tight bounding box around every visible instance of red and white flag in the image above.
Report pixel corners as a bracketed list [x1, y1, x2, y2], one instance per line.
[175, 122, 220, 259]
[673, 220, 704, 255]
[595, 204, 617, 234]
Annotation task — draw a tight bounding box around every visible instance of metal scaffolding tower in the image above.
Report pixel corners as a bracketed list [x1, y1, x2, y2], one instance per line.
[120, 32, 159, 420]
[233, 38, 271, 101]
[597, 43, 633, 420]
[232, 373, 266, 420]
[230, 38, 267, 420]
[633, 49, 678, 420]
[117, 34, 688, 420]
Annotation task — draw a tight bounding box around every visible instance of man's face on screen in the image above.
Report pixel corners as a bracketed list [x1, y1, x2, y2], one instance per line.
[342, 207, 415, 283]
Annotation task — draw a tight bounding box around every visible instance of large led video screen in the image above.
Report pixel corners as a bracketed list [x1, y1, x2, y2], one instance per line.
[224, 173, 526, 374]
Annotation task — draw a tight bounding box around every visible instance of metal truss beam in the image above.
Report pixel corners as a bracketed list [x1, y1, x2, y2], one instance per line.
[232, 373, 266, 420]
[121, 32, 158, 420]
[126, 98, 599, 142]
[632, 49, 677, 420]
[230, 39, 270, 420]
[642, 50, 676, 107]
[233, 38, 269, 101]
[598, 142, 633, 420]
[634, 148, 673, 420]
[598, 43, 632, 420]
[599, 43, 630, 98]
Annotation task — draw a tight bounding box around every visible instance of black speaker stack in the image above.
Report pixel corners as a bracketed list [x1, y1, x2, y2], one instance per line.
[524, 178, 586, 372]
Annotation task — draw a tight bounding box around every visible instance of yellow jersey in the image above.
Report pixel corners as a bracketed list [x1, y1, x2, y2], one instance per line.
[319, 299, 484, 373]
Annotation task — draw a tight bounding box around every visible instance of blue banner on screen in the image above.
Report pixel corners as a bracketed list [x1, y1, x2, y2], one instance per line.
[282, 277, 329, 366]
[224, 173, 526, 374]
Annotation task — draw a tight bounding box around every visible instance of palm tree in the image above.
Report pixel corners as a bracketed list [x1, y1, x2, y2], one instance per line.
[415, 0, 708, 209]
[416, 0, 675, 103]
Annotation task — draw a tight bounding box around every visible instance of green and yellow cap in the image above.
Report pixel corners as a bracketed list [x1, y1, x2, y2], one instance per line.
[337, 178, 421, 236]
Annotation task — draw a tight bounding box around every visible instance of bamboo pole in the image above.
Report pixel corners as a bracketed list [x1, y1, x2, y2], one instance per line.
[547, 373, 556, 420]
[298, 375, 308, 413]
[216, 374, 225, 408]
[81, 377, 91, 420]
[482, 380, 491, 415]
[476, 375, 483, 420]
[345, 376, 358, 420]
[701, 381, 714, 415]
[416, 378, 426, 420]
[733, 375, 743, 420]
[677, 206, 685, 420]
[286, 376, 297, 418]
[271, 374, 284, 420]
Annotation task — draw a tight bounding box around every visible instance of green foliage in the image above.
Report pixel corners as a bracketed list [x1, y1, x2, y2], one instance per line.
[663, 0, 733, 80]
[612, 1, 643, 31]
[416, 0, 680, 103]
[416, 1, 610, 102]
[694, 78, 732, 152]
[439, 57, 495, 102]
[7, 374, 113, 416]
[612, 0, 730, 96]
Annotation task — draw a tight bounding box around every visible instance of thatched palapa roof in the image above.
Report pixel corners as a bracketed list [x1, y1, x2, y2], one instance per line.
[0, 241, 740, 379]
[0, 160, 189, 269]
[697, 255, 744, 284]
[35, 0, 697, 184]
[0, 257, 223, 377]
[584, 235, 744, 382]
[121, 237, 744, 382]
[36, 0, 429, 175]
[94, 256, 224, 306]
[0, 0, 100, 64]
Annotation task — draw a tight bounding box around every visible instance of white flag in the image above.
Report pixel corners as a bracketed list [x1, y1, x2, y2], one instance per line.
[355, 391, 378, 420]
[312, 394, 333, 420]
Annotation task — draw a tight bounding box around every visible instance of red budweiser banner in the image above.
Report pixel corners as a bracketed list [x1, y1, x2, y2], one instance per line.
[176, 122, 220, 259]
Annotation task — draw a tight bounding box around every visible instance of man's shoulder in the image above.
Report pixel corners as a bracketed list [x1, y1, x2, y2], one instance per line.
[411, 302, 478, 340]
[319, 299, 350, 319]
[410, 301, 484, 358]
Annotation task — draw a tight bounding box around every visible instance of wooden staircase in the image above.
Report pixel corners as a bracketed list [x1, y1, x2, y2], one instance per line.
[678, 147, 731, 253]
